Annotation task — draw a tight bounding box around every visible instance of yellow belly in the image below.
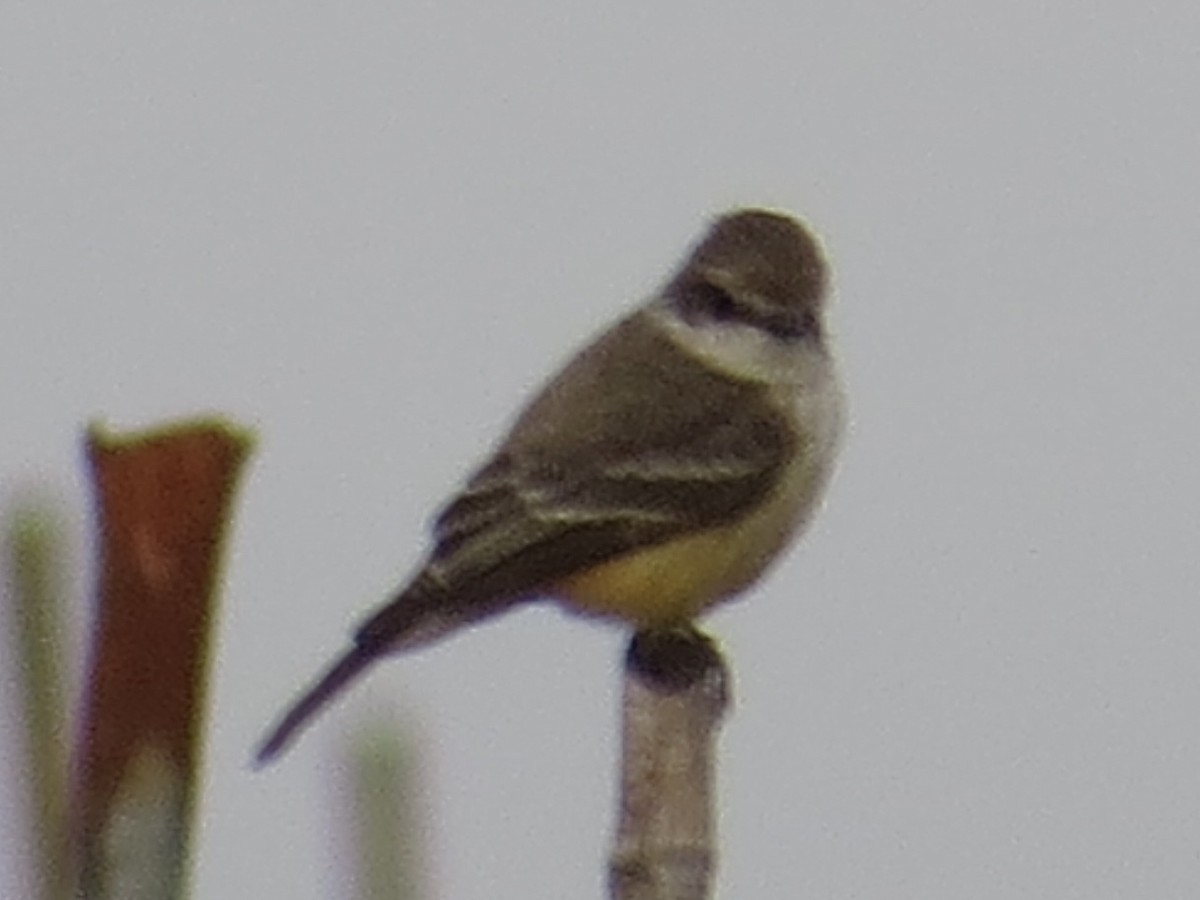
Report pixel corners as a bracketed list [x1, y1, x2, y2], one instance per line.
[555, 527, 750, 624]
[554, 451, 827, 626]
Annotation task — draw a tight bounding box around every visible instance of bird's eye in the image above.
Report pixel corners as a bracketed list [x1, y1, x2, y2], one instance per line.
[795, 310, 819, 339]
[682, 281, 738, 322]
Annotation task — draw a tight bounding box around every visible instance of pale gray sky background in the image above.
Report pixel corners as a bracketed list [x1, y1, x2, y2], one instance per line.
[2, 3, 1198, 898]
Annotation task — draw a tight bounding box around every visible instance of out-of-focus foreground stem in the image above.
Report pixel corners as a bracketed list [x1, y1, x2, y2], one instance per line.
[73, 419, 252, 899]
[347, 722, 428, 900]
[4, 502, 70, 900]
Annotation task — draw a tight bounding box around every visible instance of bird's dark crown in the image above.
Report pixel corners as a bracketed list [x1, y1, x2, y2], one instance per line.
[665, 209, 829, 341]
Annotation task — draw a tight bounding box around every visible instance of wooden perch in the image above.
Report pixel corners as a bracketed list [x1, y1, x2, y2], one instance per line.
[609, 628, 730, 900]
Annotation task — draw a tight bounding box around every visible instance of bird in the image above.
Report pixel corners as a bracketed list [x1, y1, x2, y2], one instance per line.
[255, 208, 844, 765]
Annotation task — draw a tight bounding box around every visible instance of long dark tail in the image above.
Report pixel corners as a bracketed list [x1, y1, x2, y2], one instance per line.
[254, 645, 378, 766]
[254, 579, 525, 767]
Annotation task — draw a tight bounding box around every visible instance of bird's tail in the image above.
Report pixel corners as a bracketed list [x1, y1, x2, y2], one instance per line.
[254, 645, 378, 766]
[254, 579, 524, 767]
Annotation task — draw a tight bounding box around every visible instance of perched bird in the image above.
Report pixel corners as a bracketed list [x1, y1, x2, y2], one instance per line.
[256, 208, 843, 764]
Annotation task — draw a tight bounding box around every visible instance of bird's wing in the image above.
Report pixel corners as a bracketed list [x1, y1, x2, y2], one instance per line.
[355, 313, 796, 646]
